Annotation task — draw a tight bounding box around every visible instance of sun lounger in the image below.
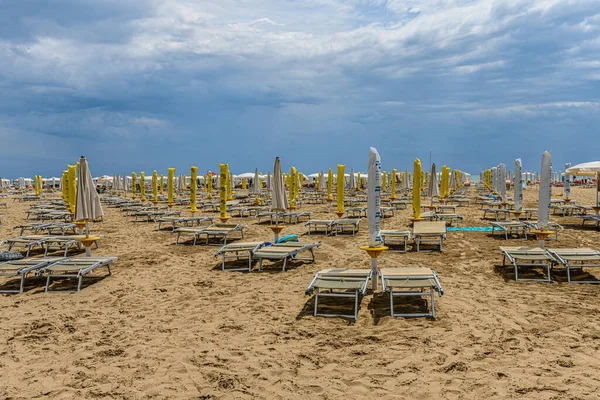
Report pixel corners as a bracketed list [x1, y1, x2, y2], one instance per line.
[523, 221, 562, 240]
[0, 202, 7, 209]
[157, 216, 214, 232]
[305, 220, 335, 235]
[379, 267, 444, 318]
[547, 248, 600, 283]
[580, 215, 600, 229]
[413, 221, 446, 252]
[346, 207, 367, 218]
[0, 257, 66, 293]
[175, 223, 245, 245]
[483, 208, 511, 221]
[499, 246, 553, 282]
[437, 205, 457, 214]
[37, 256, 117, 292]
[0, 236, 50, 257]
[43, 235, 102, 256]
[490, 221, 528, 240]
[435, 213, 463, 227]
[333, 219, 360, 236]
[305, 268, 371, 320]
[380, 230, 411, 252]
[253, 242, 320, 271]
[215, 241, 266, 271]
[381, 207, 395, 218]
[553, 204, 580, 217]
[390, 200, 408, 209]
[281, 211, 312, 224]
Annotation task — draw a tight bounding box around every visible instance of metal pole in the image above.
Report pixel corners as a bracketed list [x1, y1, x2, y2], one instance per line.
[371, 258, 378, 290]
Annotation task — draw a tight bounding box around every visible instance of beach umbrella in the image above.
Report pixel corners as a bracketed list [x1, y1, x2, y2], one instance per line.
[336, 164, 345, 216]
[537, 151, 552, 235]
[366, 147, 383, 289]
[327, 168, 333, 203]
[75, 156, 103, 255]
[449, 170, 455, 194]
[565, 161, 600, 176]
[251, 168, 261, 195]
[167, 168, 175, 206]
[413, 159, 422, 220]
[190, 166, 198, 212]
[564, 163, 571, 199]
[67, 165, 77, 213]
[266, 172, 272, 191]
[271, 157, 288, 240]
[140, 172, 146, 201]
[391, 168, 397, 200]
[131, 172, 137, 199]
[428, 163, 439, 205]
[219, 164, 230, 221]
[349, 169, 356, 190]
[514, 159, 523, 213]
[499, 164, 507, 200]
[152, 171, 158, 204]
[319, 171, 327, 192]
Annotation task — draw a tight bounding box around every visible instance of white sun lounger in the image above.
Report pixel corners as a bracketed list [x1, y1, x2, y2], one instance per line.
[499, 246, 553, 282]
[379, 267, 444, 318]
[333, 219, 360, 236]
[523, 221, 562, 241]
[346, 207, 367, 218]
[253, 242, 320, 271]
[37, 256, 117, 292]
[381, 230, 411, 252]
[305, 220, 335, 236]
[215, 241, 266, 271]
[0, 236, 51, 257]
[157, 216, 214, 232]
[413, 221, 446, 252]
[547, 248, 600, 283]
[305, 268, 371, 320]
[490, 221, 528, 240]
[435, 213, 463, 227]
[0, 257, 66, 293]
[175, 223, 245, 245]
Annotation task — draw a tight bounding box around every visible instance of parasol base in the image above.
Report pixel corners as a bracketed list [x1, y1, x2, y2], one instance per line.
[189, 208, 198, 214]
[530, 230, 553, 241]
[510, 210, 523, 220]
[426, 205, 437, 211]
[336, 212, 345, 218]
[219, 216, 232, 223]
[500, 202, 509, 208]
[360, 245, 389, 259]
[289, 204, 296, 210]
[563, 198, 572, 203]
[269, 225, 287, 242]
[168, 203, 174, 209]
[410, 217, 424, 222]
[141, 197, 147, 202]
[153, 201, 158, 206]
[592, 206, 600, 215]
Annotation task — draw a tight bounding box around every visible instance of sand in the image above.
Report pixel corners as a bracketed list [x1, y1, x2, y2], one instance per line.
[1, 187, 600, 399]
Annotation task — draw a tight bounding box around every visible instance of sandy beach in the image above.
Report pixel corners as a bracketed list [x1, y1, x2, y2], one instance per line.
[1, 186, 600, 399]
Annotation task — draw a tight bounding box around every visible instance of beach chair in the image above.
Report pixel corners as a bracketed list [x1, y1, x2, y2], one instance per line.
[379, 267, 444, 318]
[282, 211, 312, 224]
[435, 213, 463, 227]
[490, 221, 528, 240]
[333, 219, 360, 236]
[253, 242, 320, 271]
[483, 208, 511, 221]
[380, 230, 411, 252]
[547, 248, 600, 283]
[413, 221, 446, 252]
[580, 215, 600, 229]
[175, 223, 245, 245]
[305, 268, 371, 320]
[43, 235, 102, 256]
[305, 220, 335, 236]
[157, 216, 213, 232]
[215, 241, 266, 271]
[0, 236, 50, 257]
[0, 257, 66, 293]
[381, 207, 395, 218]
[437, 204, 457, 214]
[499, 246, 553, 282]
[38, 256, 117, 292]
[346, 207, 367, 218]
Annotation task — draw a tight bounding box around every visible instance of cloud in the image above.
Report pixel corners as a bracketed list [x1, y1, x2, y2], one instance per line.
[0, 0, 599, 176]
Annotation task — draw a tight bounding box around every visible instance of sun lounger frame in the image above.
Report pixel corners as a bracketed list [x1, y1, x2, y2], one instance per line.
[380, 268, 444, 318]
[38, 256, 117, 293]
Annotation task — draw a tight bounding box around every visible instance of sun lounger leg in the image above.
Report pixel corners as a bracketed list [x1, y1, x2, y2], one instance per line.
[314, 288, 319, 316]
[19, 275, 26, 293]
[354, 292, 359, 320]
[431, 290, 435, 319]
[77, 275, 83, 292]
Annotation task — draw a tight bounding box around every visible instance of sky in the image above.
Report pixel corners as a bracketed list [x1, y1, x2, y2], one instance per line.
[1, 0, 599, 178]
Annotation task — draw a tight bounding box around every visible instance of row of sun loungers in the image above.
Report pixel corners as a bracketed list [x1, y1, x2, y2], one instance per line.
[0, 256, 117, 293]
[500, 246, 600, 283]
[490, 221, 562, 240]
[305, 267, 444, 320]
